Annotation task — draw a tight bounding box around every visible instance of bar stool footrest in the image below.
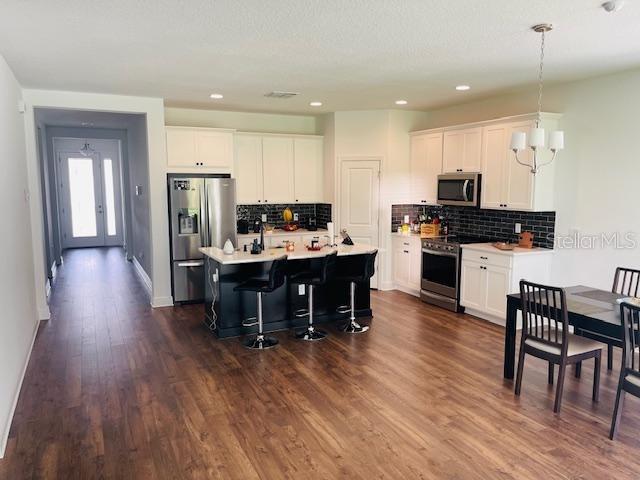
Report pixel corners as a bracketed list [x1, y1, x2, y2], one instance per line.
[336, 305, 351, 314]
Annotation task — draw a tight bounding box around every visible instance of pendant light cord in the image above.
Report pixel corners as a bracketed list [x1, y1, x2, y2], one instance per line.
[536, 29, 546, 127]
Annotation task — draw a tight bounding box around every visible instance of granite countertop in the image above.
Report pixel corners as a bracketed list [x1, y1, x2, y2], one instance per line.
[200, 243, 377, 265]
[462, 242, 555, 256]
[238, 228, 328, 237]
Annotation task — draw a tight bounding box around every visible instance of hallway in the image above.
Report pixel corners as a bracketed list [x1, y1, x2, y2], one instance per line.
[2, 248, 640, 479]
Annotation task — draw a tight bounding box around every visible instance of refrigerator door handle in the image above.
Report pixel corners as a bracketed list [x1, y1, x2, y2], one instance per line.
[177, 260, 205, 268]
[200, 180, 209, 247]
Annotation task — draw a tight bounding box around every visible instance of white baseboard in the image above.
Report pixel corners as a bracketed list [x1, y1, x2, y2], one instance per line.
[379, 280, 395, 291]
[390, 283, 421, 297]
[152, 296, 174, 308]
[45, 279, 51, 299]
[37, 306, 51, 321]
[464, 308, 505, 327]
[132, 256, 152, 299]
[0, 318, 40, 458]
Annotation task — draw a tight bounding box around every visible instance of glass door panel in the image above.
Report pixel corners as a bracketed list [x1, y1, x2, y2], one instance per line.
[68, 157, 98, 238]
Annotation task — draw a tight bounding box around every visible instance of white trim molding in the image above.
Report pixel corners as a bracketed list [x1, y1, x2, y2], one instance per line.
[132, 256, 152, 298]
[152, 296, 174, 308]
[0, 320, 39, 458]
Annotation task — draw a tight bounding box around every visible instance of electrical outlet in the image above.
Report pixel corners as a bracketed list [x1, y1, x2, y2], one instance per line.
[293, 213, 299, 221]
[298, 284, 305, 295]
[514, 223, 522, 234]
[261, 214, 267, 222]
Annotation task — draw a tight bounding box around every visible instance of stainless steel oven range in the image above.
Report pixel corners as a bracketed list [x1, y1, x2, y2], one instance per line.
[420, 235, 487, 312]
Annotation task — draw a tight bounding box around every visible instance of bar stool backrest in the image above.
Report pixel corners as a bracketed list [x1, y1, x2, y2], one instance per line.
[362, 251, 378, 281]
[268, 257, 288, 291]
[319, 251, 338, 284]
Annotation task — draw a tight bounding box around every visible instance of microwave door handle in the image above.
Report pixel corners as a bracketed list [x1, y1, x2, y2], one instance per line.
[462, 180, 470, 202]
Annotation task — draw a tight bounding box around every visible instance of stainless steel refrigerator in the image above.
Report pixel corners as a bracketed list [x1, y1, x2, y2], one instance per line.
[168, 174, 237, 303]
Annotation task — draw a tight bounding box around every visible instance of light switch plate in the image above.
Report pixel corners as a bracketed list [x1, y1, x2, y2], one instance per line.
[298, 284, 305, 295]
[293, 213, 299, 221]
[514, 223, 522, 234]
[261, 214, 267, 222]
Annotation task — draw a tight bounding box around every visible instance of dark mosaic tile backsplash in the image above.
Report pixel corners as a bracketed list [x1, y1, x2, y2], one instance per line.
[391, 204, 556, 248]
[237, 203, 332, 229]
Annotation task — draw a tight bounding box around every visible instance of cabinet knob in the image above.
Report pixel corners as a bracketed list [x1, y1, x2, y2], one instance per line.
[480, 256, 488, 260]
[403, 250, 409, 254]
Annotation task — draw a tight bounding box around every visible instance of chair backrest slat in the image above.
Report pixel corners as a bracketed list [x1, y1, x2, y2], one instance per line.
[520, 280, 569, 357]
[620, 302, 640, 374]
[613, 267, 640, 298]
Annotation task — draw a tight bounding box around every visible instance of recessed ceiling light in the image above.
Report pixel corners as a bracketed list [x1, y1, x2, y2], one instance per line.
[209, 93, 224, 99]
[309, 101, 322, 107]
[455, 85, 471, 91]
[395, 100, 408, 105]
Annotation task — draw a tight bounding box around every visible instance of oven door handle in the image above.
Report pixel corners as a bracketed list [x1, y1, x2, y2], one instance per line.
[422, 248, 457, 258]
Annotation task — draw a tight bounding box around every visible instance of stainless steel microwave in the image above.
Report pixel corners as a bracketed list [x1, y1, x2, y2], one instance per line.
[437, 173, 481, 207]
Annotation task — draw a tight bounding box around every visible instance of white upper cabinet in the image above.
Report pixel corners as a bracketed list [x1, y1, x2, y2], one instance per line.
[166, 126, 233, 169]
[410, 131, 443, 204]
[261, 136, 295, 204]
[480, 117, 556, 211]
[293, 137, 324, 203]
[442, 127, 482, 173]
[233, 133, 323, 204]
[234, 134, 264, 204]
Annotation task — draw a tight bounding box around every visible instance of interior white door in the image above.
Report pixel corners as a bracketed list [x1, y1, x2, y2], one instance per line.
[57, 139, 125, 249]
[339, 159, 380, 288]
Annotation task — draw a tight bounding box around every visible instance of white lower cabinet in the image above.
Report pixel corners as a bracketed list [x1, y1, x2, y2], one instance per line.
[392, 235, 422, 295]
[460, 246, 553, 325]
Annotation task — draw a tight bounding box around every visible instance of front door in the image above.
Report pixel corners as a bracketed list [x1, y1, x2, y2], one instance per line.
[57, 139, 124, 249]
[339, 159, 380, 288]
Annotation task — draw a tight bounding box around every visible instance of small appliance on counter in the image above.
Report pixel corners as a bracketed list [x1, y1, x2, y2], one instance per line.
[252, 218, 262, 233]
[307, 216, 318, 231]
[237, 219, 249, 234]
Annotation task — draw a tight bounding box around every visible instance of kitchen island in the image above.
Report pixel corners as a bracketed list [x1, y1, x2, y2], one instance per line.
[200, 243, 377, 338]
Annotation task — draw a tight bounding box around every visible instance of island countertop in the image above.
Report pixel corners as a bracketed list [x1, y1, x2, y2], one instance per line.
[200, 243, 377, 265]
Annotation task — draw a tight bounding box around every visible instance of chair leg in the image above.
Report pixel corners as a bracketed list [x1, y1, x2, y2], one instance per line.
[607, 344, 613, 371]
[609, 381, 626, 440]
[342, 281, 369, 334]
[574, 361, 582, 378]
[548, 362, 554, 385]
[515, 343, 526, 396]
[554, 362, 567, 413]
[296, 285, 327, 341]
[593, 352, 601, 402]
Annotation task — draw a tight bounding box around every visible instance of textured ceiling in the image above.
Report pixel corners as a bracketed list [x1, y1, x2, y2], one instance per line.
[2, 0, 640, 114]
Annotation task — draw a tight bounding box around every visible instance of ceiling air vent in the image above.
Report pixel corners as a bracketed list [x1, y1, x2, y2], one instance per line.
[264, 91, 300, 99]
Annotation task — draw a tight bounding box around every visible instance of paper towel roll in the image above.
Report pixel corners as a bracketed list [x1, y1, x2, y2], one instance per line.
[327, 222, 335, 246]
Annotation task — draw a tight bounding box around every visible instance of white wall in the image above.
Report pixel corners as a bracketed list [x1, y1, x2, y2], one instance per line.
[423, 68, 640, 289]
[328, 110, 430, 289]
[0, 55, 39, 458]
[22, 90, 172, 308]
[164, 107, 318, 134]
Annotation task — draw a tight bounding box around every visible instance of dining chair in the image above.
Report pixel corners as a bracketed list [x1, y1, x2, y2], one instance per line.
[577, 267, 640, 372]
[515, 280, 604, 413]
[609, 301, 640, 439]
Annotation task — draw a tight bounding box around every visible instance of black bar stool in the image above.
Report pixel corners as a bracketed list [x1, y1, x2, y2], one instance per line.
[336, 250, 377, 333]
[290, 251, 338, 341]
[234, 256, 288, 349]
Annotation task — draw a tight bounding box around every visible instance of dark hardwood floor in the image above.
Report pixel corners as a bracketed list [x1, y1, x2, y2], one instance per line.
[1, 247, 639, 479]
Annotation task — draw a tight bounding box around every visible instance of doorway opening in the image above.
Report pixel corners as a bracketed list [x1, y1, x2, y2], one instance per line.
[34, 108, 151, 298]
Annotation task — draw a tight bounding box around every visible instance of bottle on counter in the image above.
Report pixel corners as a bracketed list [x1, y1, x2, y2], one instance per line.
[441, 218, 449, 236]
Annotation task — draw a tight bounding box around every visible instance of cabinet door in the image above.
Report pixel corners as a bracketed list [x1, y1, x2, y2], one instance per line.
[262, 136, 295, 203]
[484, 265, 510, 318]
[462, 127, 482, 172]
[409, 238, 422, 290]
[393, 246, 411, 287]
[410, 133, 442, 204]
[293, 137, 323, 203]
[504, 122, 534, 211]
[442, 131, 464, 173]
[481, 125, 507, 209]
[460, 261, 486, 311]
[166, 128, 196, 167]
[234, 135, 264, 204]
[196, 130, 233, 168]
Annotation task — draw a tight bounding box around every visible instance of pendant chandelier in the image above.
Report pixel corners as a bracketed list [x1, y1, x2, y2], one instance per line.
[79, 139, 95, 157]
[510, 24, 564, 175]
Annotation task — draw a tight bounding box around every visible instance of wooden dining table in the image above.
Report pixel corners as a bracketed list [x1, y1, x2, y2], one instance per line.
[503, 285, 625, 379]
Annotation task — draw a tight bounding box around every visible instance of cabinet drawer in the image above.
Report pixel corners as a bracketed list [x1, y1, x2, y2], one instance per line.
[462, 249, 512, 269]
[268, 235, 302, 248]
